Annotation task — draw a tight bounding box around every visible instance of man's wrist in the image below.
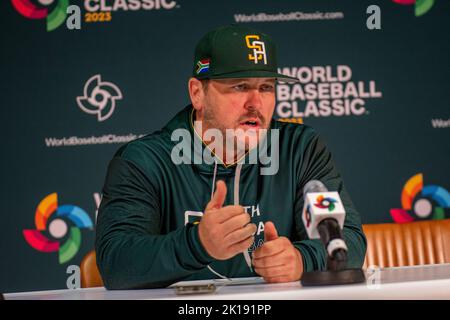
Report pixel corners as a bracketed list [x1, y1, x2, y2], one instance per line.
[293, 243, 308, 274]
[293, 246, 304, 280]
[187, 223, 215, 265]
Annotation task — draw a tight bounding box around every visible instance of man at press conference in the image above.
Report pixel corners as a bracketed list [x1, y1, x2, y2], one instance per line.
[95, 24, 367, 289]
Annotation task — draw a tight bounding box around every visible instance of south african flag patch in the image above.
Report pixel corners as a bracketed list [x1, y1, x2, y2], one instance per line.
[196, 59, 210, 74]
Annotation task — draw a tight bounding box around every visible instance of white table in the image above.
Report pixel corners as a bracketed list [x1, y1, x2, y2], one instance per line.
[5, 264, 450, 300]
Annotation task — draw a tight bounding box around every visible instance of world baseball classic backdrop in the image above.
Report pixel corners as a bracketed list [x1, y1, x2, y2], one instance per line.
[1, 0, 449, 293]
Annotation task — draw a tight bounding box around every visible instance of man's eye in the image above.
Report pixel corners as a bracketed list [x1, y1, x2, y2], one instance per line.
[260, 85, 274, 92]
[233, 84, 247, 91]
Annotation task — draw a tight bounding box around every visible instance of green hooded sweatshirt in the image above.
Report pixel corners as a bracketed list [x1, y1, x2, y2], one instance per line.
[95, 105, 366, 289]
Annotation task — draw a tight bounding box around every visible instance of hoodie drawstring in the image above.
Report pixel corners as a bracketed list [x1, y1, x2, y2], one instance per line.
[206, 160, 229, 280]
[210, 159, 218, 200]
[234, 162, 253, 271]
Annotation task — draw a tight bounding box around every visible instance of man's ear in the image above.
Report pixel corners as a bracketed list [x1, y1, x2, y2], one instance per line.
[188, 78, 205, 112]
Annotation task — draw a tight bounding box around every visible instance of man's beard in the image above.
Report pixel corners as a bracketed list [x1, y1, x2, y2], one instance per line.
[203, 106, 228, 135]
[202, 106, 266, 161]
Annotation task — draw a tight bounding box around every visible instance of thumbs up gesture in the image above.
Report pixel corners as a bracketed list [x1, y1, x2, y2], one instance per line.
[198, 180, 257, 260]
[253, 221, 304, 283]
[264, 221, 279, 242]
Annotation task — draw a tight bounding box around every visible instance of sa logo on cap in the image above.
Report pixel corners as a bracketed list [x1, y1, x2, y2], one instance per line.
[245, 35, 267, 65]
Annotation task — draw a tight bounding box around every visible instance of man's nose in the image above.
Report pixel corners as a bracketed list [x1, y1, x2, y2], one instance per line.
[244, 89, 263, 111]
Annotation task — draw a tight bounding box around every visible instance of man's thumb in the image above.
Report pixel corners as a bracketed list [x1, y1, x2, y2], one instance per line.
[206, 180, 227, 210]
[264, 221, 279, 242]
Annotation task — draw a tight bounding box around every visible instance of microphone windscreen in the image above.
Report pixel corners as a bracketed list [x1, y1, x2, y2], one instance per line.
[303, 180, 328, 197]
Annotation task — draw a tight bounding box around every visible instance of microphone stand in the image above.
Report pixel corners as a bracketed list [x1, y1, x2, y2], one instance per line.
[301, 219, 366, 286]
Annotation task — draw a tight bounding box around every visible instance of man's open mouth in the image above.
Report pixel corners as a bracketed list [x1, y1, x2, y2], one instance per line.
[240, 119, 260, 127]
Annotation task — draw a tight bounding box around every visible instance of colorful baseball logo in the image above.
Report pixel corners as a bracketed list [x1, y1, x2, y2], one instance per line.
[314, 194, 337, 212]
[390, 173, 450, 223]
[392, 0, 435, 17]
[11, 0, 69, 31]
[23, 193, 93, 264]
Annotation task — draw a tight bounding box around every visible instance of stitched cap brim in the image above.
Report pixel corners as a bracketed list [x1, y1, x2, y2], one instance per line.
[198, 70, 299, 83]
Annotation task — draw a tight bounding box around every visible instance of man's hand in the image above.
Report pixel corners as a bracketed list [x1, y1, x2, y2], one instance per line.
[252, 221, 304, 283]
[198, 180, 257, 260]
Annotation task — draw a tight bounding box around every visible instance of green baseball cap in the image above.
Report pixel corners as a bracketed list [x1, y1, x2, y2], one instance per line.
[192, 24, 298, 82]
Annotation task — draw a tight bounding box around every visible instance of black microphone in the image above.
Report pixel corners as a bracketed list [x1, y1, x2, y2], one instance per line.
[300, 180, 366, 286]
[302, 180, 348, 270]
